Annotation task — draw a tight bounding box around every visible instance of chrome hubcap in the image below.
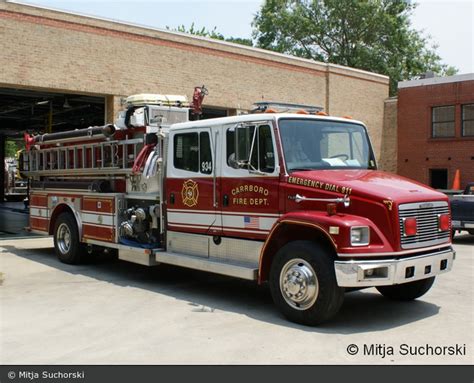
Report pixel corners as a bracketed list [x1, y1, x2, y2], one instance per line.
[280, 258, 318, 310]
[57, 223, 72, 254]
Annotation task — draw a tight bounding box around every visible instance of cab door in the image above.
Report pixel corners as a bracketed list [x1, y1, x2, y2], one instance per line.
[166, 127, 222, 237]
[219, 122, 281, 240]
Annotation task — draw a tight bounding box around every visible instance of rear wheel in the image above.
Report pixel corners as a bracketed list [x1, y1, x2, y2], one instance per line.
[53, 212, 84, 264]
[376, 277, 435, 301]
[269, 241, 344, 326]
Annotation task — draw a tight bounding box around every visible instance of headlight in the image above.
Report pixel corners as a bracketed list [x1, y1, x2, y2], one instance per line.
[350, 226, 370, 246]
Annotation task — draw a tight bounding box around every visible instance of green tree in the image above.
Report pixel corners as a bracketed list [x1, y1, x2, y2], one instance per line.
[224, 36, 254, 47]
[5, 140, 21, 158]
[253, 0, 457, 94]
[168, 23, 253, 47]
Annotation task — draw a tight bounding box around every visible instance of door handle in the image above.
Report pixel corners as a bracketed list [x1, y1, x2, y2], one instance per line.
[170, 193, 175, 204]
[223, 194, 229, 207]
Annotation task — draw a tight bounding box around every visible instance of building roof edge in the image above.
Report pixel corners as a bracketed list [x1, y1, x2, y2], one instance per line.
[399, 73, 474, 89]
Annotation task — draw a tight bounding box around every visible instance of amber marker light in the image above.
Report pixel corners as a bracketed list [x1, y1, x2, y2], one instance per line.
[327, 203, 337, 216]
[296, 109, 309, 114]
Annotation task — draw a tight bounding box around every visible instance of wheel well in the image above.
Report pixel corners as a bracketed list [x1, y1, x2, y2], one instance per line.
[48, 204, 76, 235]
[259, 222, 337, 283]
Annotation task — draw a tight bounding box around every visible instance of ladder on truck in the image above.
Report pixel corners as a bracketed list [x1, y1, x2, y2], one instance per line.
[22, 138, 145, 177]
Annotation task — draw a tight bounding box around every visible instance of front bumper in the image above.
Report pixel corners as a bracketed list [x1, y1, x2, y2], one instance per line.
[334, 247, 455, 288]
[452, 220, 474, 230]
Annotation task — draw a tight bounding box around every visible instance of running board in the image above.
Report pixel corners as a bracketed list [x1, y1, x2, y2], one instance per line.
[155, 252, 258, 280]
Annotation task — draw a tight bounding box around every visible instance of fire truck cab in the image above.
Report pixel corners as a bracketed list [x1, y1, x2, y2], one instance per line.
[23, 93, 455, 326]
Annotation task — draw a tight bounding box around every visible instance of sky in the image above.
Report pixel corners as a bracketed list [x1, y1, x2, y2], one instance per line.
[15, 0, 474, 74]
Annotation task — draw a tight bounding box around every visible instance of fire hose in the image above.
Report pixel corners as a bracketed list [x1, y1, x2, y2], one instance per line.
[132, 143, 156, 174]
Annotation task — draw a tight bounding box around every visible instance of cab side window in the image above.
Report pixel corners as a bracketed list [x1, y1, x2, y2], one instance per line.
[174, 132, 212, 174]
[226, 124, 275, 173]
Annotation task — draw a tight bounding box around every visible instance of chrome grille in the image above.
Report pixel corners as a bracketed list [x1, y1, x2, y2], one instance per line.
[399, 201, 450, 249]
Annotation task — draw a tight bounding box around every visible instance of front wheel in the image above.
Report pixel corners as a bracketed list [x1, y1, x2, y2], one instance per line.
[376, 277, 435, 301]
[53, 212, 84, 264]
[269, 241, 344, 326]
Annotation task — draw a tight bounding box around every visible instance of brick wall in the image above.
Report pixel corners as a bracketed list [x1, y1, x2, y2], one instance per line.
[0, 1, 390, 163]
[397, 80, 474, 189]
[378, 98, 398, 173]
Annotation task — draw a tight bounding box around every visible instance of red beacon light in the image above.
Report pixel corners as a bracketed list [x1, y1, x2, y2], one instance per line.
[403, 217, 418, 236]
[438, 214, 450, 231]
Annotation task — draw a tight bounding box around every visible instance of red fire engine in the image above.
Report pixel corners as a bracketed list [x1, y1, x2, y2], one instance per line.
[22, 88, 455, 325]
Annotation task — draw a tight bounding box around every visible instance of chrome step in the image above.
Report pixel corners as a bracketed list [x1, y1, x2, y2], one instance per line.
[155, 251, 258, 280]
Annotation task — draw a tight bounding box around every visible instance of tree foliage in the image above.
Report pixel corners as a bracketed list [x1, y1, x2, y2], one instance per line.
[252, 0, 457, 94]
[5, 140, 21, 158]
[169, 23, 253, 47]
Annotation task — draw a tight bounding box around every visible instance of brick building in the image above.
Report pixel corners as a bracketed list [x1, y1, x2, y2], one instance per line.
[397, 73, 474, 190]
[0, 0, 389, 154]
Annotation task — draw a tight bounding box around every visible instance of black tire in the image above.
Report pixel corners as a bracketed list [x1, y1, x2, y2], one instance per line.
[53, 212, 84, 264]
[269, 240, 344, 326]
[376, 277, 435, 301]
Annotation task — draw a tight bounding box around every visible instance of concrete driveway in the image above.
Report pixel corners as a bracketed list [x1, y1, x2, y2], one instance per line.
[0, 235, 472, 364]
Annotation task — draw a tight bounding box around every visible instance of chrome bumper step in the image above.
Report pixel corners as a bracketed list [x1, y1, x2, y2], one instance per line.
[334, 247, 455, 287]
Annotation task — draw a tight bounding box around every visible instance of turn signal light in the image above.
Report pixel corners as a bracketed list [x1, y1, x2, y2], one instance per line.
[403, 217, 417, 236]
[438, 214, 450, 231]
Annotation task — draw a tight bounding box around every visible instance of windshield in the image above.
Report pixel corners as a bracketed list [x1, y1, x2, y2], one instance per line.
[279, 118, 376, 172]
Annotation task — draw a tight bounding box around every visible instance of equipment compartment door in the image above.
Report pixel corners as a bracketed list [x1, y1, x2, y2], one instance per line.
[166, 127, 222, 236]
[82, 196, 116, 242]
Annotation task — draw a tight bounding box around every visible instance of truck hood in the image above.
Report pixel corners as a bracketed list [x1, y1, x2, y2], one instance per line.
[289, 169, 447, 204]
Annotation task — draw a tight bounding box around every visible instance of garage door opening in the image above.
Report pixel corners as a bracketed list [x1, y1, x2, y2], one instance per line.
[190, 107, 228, 121]
[0, 88, 105, 137]
[0, 87, 105, 237]
[430, 168, 448, 190]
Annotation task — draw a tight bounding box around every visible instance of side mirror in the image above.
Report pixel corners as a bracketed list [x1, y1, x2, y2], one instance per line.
[234, 124, 256, 168]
